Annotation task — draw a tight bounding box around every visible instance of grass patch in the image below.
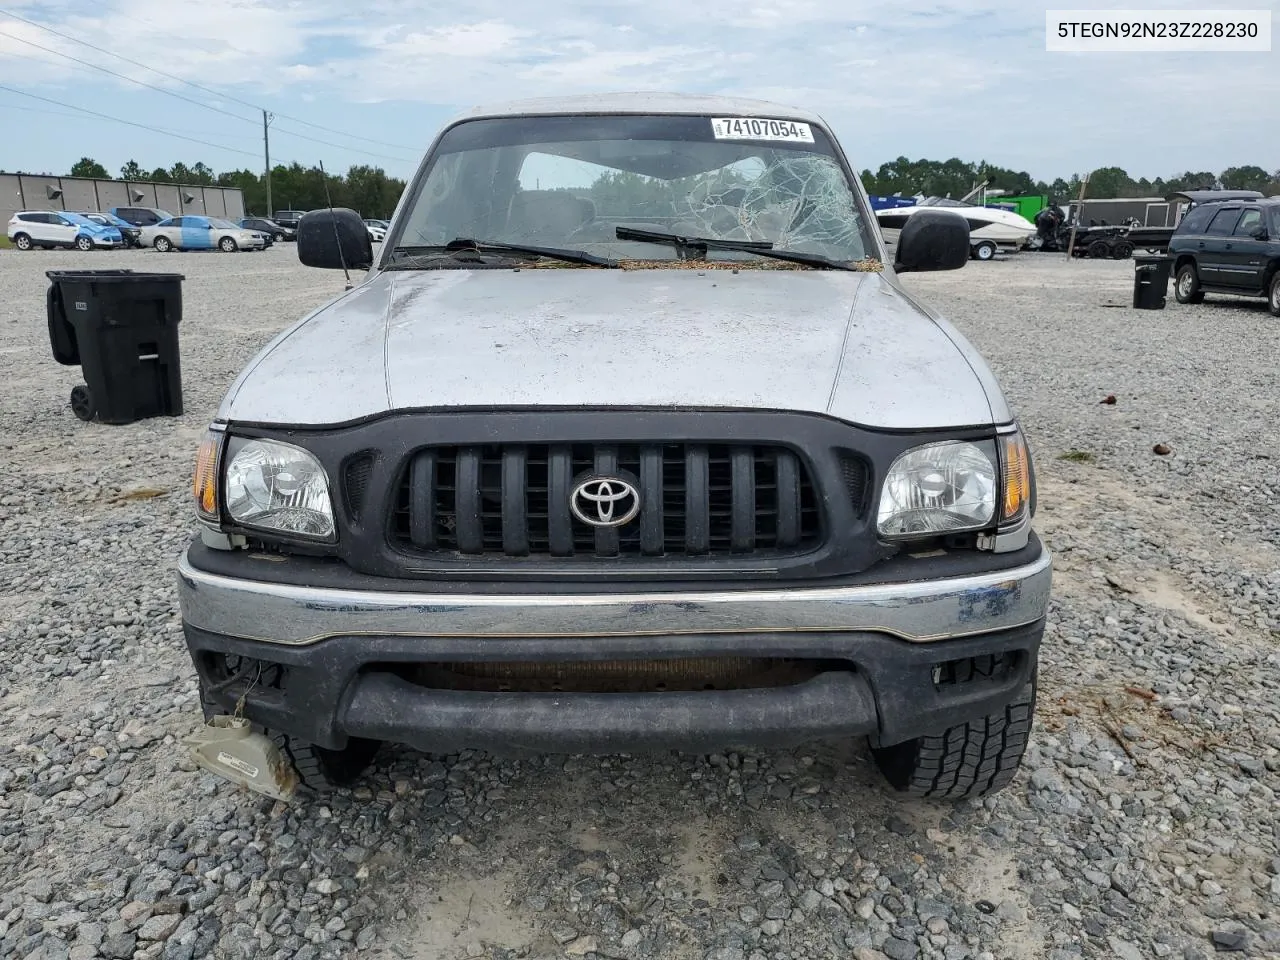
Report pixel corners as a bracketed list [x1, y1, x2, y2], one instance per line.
[0, 236, 11, 249]
[1058, 450, 1096, 463]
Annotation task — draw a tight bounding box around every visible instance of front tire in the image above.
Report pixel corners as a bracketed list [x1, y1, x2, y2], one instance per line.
[274, 233, 285, 242]
[872, 679, 1036, 800]
[1268, 272, 1280, 317]
[75, 235, 94, 252]
[271, 733, 382, 793]
[198, 680, 380, 793]
[154, 236, 173, 253]
[1174, 263, 1204, 304]
[12, 233, 32, 251]
[219, 237, 237, 252]
[973, 241, 997, 261]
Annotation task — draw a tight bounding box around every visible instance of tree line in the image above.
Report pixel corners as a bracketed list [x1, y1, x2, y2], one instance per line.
[18, 155, 1279, 218]
[860, 157, 1280, 202]
[62, 157, 408, 219]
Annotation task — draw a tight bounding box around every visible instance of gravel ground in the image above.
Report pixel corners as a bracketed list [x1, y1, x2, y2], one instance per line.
[0, 247, 1277, 960]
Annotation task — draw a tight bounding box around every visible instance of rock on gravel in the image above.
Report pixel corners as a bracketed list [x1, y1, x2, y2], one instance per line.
[1, 250, 1277, 959]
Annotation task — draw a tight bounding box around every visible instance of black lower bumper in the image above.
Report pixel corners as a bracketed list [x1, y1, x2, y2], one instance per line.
[185, 621, 1044, 755]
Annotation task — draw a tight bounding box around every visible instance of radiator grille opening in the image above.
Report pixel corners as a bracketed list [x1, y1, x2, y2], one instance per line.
[932, 652, 1021, 689]
[199, 652, 287, 695]
[342, 453, 376, 521]
[389, 442, 821, 559]
[398, 657, 853, 693]
[839, 454, 869, 515]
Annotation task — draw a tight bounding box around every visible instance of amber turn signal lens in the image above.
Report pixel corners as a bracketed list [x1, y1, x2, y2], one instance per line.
[193, 432, 221, 521]
[999, 431, 1031, 525]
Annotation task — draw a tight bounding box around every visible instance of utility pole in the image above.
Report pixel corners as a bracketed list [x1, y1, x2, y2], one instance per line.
[1064, 174, 1089, 261]
[263, 110, 274, 216]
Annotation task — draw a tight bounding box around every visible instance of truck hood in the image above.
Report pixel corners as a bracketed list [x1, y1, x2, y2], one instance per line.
[219, 268, 1009, 429]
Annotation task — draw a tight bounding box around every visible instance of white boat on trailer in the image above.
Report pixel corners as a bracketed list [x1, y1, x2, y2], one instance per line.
[875, 197, 1038, 260]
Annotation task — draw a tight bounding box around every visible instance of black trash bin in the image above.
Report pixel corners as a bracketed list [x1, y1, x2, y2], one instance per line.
[1132, 254, 1172, 310]
[46, 270, 185, 424]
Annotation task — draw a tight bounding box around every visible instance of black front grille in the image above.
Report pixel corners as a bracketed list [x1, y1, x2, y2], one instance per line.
[342, 453, 375, 521]
[840, 454, 869, 514]
[390, 443, 821, 559]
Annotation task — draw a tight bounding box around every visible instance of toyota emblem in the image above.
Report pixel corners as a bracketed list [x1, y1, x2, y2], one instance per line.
[570, 476, 641, 528]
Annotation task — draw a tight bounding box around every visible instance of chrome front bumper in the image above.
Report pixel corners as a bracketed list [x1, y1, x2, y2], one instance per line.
[177, 546, 1052, 647]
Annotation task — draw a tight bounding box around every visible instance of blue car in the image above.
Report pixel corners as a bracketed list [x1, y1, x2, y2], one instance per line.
[140, 216, 266, 253]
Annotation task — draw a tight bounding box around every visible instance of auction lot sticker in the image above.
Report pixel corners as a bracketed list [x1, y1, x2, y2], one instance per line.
[711, 117, 814, 143]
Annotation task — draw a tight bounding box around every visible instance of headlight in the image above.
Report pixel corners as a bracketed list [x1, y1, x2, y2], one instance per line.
[224, 437, 335, 540]
[877, 440, 997, 539]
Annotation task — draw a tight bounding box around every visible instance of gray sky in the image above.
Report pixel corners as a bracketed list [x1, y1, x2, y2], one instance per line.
[1, 0, 1277, 180]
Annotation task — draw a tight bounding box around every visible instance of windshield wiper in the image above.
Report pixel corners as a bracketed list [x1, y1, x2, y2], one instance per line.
[389, 238, 617, 269]
[614, 226, 858, 271]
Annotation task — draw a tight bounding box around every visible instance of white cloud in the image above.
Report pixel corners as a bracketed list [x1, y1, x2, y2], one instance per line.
[519, 45, 715, 86]
[381, 21, 526, 59]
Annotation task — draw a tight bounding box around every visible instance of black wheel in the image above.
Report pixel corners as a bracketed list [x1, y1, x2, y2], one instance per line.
[973, 241, 997, 261]
[1111, 240, 1134, 260]
[273, 233, 285, 242]
[1268, 273, 1280, 317]
[872, 678, 1036, 800]
[154, 236, 173, 252]
[70, 384, 95, 422]
[75, 235, 94, 252]
[198, 680, 380, 793]
[1174, 263, 1204, 304]
[12, 233, 32, 251]
[219, 236, 237, 253]
[1087, 239, 1110, 259]
[270, 732, 381, 793]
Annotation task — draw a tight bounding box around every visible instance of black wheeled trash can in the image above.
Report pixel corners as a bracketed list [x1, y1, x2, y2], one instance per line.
[46, 270, 185, 424]
[1132, 254, 1172, 310]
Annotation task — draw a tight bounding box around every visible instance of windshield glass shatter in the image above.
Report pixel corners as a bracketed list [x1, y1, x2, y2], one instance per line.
[395, 115, 876, 267]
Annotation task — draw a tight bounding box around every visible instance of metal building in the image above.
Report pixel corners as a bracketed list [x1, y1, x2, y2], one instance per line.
[1068, 197, 1177, 228]
[0, 173, 245, 226]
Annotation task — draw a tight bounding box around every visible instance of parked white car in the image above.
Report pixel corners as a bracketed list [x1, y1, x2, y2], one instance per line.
[139, 215, 266, 252]
[7, 211, 124, 251]
[364, 220, 387, 242]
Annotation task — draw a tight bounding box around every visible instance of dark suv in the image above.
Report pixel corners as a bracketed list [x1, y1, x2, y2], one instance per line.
[109, 206, 176, 227]
[1170, 197, 1280, 316]
[271, 210, 307, 230]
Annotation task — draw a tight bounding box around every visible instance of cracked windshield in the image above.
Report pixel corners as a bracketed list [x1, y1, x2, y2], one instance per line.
[395, 115, 873, 266]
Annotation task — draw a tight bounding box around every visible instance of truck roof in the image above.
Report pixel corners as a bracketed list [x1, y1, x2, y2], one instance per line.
[1174, 189, 1265, 205]
[456, 92, 824, 125]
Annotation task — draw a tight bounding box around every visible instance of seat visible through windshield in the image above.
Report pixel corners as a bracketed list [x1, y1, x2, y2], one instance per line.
[395, 114, 873, 265]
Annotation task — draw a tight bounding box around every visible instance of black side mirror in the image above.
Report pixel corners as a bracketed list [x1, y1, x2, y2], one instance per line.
[893, 210, 970, 273]
[1249, 224, 1268, 240]
[298, 208, 374, 270]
